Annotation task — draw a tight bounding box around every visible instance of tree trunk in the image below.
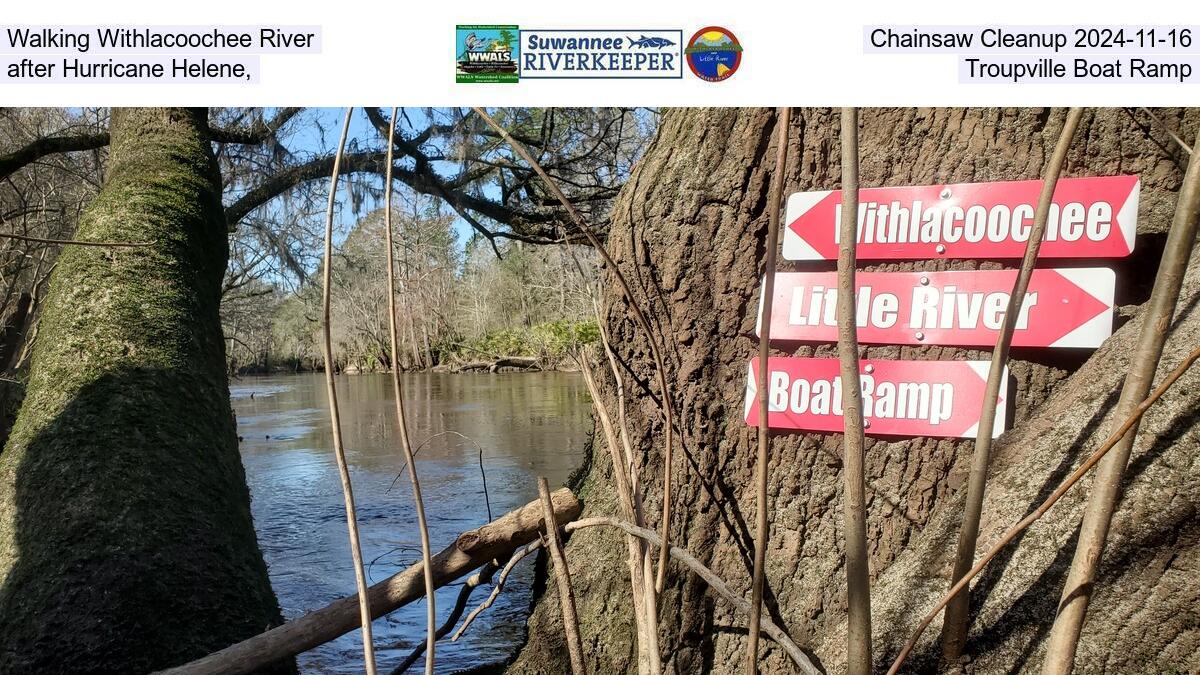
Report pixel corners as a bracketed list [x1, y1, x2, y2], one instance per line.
[0, 108, 290, 673]
[507, 107, 1200, 674]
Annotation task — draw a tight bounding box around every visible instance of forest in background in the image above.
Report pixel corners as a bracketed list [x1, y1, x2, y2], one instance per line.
[0, 106, 652, 381]
[225, 201, 599, 374]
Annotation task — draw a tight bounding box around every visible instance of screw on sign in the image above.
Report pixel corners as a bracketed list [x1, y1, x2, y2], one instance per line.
[744, 357, 1009, 439]
[781, 175, 1139, 261]
[757, 268, 1115, 348]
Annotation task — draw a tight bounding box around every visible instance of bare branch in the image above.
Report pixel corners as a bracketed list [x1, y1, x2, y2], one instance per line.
[578, 349, 658, 672]
[470, 107, 680, 596]
[746, 106, 791, 675]
[1043, 110, 1200, 674]
[941, 107, 1084, 662]
[0, 231, 149, 248]
[222, 148, 560, 241]
[888, 344, 1200, 675]
[319, 107, 378, 675]
[539, 476, 587, 675]
[836, 107, 872, 675]
[383, 106, 438, 675]
[452, 540, 544, 641]
[563, 517, 822, 675]
[594, 300, 661, 674]
[386, 562, 498, 674]
[1137, 107, 1193, 155]
[0, 131, 110, 181]
[208, 107, 303, 145]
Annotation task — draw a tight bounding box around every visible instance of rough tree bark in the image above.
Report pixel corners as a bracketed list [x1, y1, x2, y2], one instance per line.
[506, 107, 1200, 673]
[0, 108, 290, 673]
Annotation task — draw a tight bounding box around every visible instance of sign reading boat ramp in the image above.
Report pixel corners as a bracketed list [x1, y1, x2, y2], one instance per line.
[782, 175, 1139, 261]
[758, 268, 1115, 348]
[744, 357, 1008, 439]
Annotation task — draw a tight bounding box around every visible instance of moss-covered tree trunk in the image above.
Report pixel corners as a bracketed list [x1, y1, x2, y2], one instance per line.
[0, 108, 289, 673]
[508, 108, 1200, 673]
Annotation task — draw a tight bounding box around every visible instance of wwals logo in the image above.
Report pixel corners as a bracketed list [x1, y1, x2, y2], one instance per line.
[456, 25, 519, 83]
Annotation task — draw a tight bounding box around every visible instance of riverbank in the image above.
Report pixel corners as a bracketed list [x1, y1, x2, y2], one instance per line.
[232, 356, 582, 377]
[230, 320, 599, 377]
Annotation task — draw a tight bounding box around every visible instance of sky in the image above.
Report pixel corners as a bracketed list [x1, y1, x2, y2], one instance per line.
[281, 106, 479, 252]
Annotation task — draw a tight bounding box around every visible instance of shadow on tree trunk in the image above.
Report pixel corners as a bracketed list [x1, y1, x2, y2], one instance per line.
[0, 367, 294, 674]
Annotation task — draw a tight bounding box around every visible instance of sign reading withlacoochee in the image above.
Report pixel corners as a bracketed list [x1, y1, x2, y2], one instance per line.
[782, 175, 1139, 261]
[744, 357, 1009, 439]
[758, 268, 1115, 348]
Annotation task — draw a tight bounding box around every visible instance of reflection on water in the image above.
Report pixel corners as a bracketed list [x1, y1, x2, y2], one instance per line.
[231, 372, 590, 674]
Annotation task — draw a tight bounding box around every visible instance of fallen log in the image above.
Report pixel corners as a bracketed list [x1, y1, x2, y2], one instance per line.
[158, 489, 583, 675]
[454, 356, 541, 373]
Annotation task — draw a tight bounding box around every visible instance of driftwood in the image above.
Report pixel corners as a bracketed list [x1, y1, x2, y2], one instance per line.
[453, 356, 541, 373]
[158, 489, 583, 675]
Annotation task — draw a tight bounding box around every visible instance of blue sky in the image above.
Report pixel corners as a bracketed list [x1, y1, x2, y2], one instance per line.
[280, 107, 477, 252]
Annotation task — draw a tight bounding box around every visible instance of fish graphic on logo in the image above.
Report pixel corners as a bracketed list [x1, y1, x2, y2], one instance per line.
[626, 35, 676, 49]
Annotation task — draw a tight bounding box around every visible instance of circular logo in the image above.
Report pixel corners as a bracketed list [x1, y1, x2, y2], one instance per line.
[685, 27, 742, 82]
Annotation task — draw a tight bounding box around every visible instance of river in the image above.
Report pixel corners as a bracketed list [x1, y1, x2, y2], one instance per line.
[230, 372, 591, 673]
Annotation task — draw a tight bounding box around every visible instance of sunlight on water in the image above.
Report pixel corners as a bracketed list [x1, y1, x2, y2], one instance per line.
[230, 372, 590, 673]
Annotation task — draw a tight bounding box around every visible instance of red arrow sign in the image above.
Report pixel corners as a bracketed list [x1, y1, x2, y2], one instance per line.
[782, 175, 1139, 261]
[759, 268, 1114, 348]
[744, 357, 1008, 439]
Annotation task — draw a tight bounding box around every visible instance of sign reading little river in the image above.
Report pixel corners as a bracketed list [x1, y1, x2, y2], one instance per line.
[744, 357, 1009, 439]
[781, 175, 1140, 261]
[757, 268, 1115, 348]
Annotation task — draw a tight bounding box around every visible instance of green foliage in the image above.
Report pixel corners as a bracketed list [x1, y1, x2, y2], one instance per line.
[531, 319, 600, 355]
[441, 319, 598, 365]
[473, 328, 528, 357]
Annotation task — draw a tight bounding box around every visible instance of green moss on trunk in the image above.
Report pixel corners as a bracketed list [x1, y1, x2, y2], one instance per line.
[0, 108, 291, 673]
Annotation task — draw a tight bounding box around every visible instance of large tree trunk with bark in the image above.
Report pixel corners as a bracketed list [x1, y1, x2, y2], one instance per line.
[0, 108, 290, 673]
[507, 108, 1200, 673]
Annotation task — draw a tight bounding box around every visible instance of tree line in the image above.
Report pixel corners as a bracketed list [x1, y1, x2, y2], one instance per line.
[222, 195, 600, 374]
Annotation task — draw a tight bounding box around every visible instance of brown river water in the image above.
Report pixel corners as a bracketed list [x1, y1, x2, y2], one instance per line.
[230, 372, 591, 673]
